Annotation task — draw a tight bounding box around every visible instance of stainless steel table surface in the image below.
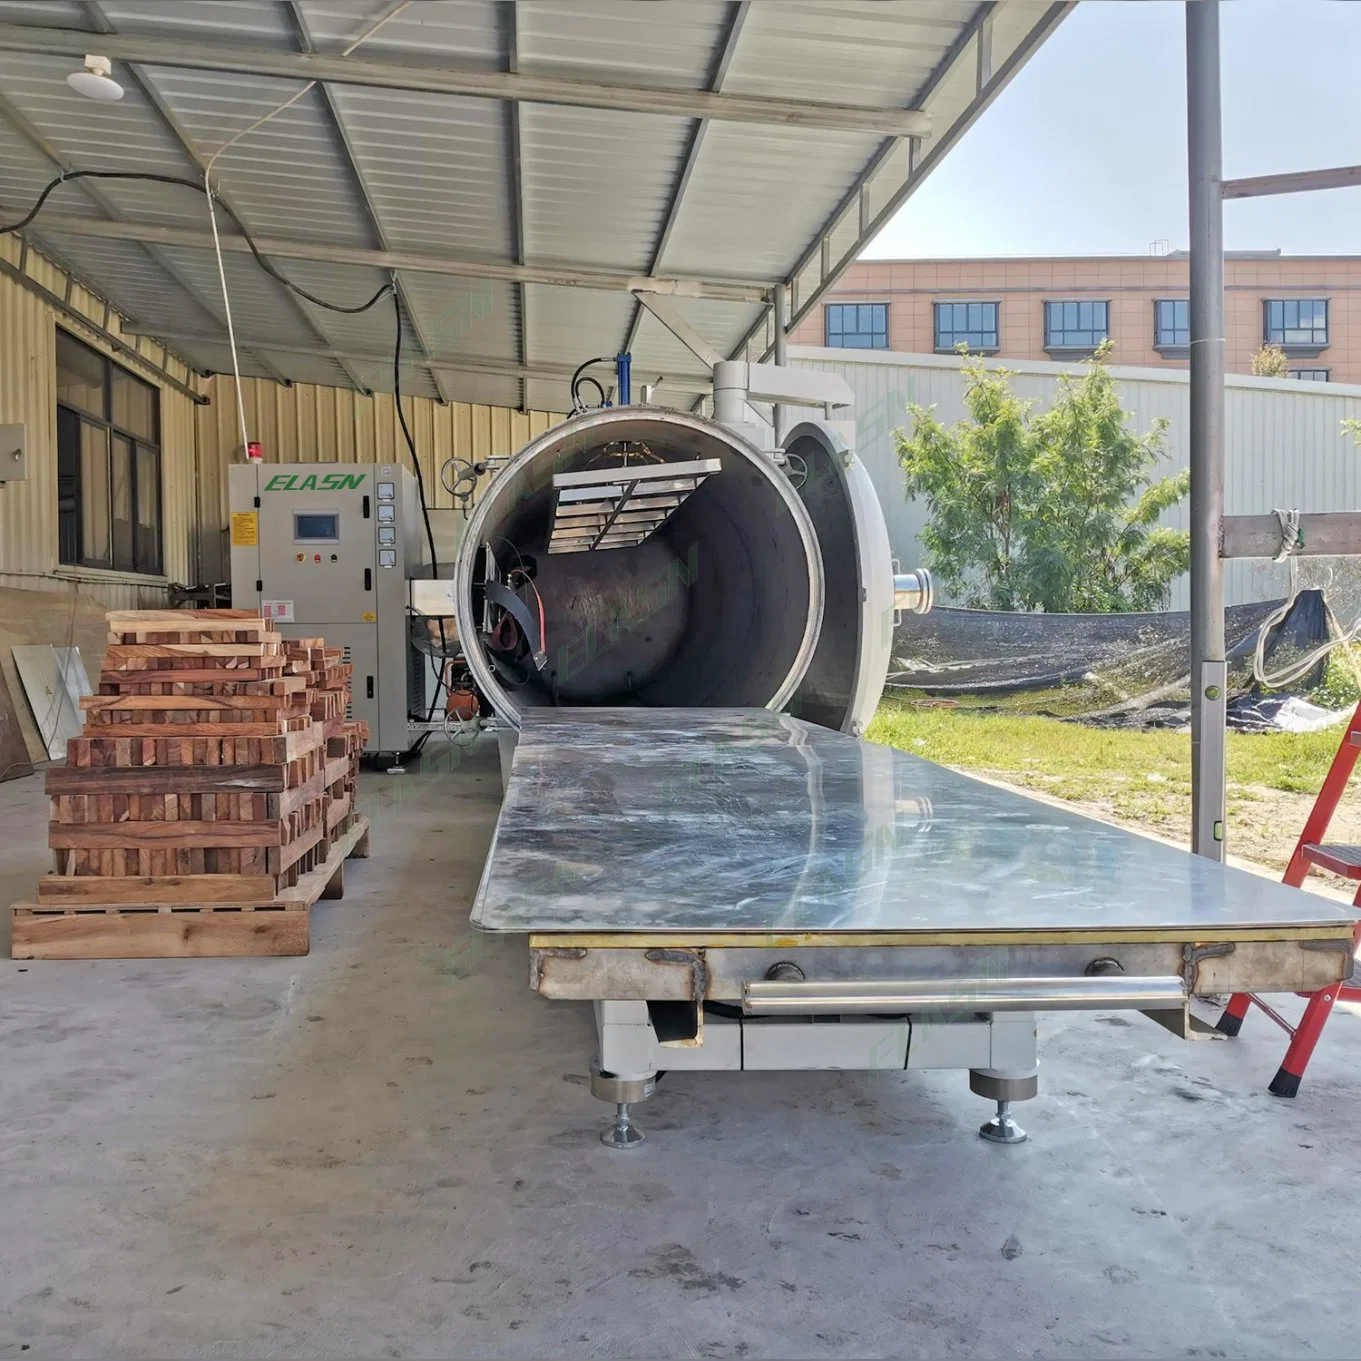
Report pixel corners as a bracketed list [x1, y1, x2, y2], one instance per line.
[470, 708, 1353, 940]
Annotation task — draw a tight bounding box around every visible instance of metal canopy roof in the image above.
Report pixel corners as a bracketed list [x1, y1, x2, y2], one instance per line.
[0, 1, 1069, 415]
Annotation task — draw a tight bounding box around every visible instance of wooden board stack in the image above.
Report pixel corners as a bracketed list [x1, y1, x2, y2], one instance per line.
[10, 609, 370, 960]
[283, 636, 368, 846]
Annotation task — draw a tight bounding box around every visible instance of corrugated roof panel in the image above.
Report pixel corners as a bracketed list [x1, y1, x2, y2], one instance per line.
[397, 272, 520, 365]
[0, 1, 85, 25]
[723, 2, 968, 106]
[0, 114, 104, 224]
[520, 104, 691, 273]
[522, 283, 632, 375]
[516, 1, 727, 88]
[0, 53, 206, 226]
[658, 122, 882, 281]
[328, 85, 513, 258]
[35, 230, 224, 334]
[244, 256, 396, 355]
[96, 1, 296, 44]
[135, 68, 373, 247]
[296, 0, 503, 66]
[426, 371, 522, 411]
[629, 296, 764, 393]
[173, 339, 274, 382]
[149, 244, 329, 347]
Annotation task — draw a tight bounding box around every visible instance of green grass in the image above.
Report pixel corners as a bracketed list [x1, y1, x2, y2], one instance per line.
[867, 693, 1346, 832]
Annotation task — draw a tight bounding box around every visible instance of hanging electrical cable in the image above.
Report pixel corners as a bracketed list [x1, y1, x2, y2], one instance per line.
[0, 170, 395, 315]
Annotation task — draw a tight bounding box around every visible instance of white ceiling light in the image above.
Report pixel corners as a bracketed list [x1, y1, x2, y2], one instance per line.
[67, 55, 124, 102]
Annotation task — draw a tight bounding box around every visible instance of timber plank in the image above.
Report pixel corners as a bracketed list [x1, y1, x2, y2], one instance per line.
[36, 874, 279, 904]
[83, 694, 293, 713]
[105, 644, 281, 664]
[67, 722, 306, 739]
[105, 609, 269, 633]
[11, 910, 307, 960]
[95, 668, 290, 686]
[45, 766, 287, 796]
[50, 820, 284, 850]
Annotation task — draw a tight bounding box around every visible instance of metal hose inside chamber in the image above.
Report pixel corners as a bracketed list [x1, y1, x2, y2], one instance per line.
[454, 409, 825, 727]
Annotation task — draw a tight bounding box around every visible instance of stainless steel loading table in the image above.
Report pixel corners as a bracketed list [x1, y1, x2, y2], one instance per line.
[473, 708, 1352, 941]
[471, 709, 1355, 1147]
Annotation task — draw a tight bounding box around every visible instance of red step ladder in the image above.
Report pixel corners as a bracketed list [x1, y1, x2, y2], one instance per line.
[1216, 700, 1361, 1095]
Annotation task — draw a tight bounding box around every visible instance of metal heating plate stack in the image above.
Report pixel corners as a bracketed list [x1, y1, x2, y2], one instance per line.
[546, 458, 721, 554]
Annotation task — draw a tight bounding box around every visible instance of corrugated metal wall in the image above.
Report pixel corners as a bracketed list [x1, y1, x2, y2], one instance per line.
[794, 346, 1361, 609]
[0, 235, 566, 610]
[0, 235, 201, 609]
[194, 377, 565, 583]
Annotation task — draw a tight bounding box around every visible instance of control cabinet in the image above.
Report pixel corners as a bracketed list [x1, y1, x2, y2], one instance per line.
[228, 462, 422, 754]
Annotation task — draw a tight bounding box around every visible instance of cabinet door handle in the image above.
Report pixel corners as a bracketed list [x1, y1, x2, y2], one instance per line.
[364, 567, 372, 591]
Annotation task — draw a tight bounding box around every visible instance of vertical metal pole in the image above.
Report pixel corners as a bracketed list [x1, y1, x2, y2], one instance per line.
[772, 284, 789, 446]
[1187, 0, 1227, 860]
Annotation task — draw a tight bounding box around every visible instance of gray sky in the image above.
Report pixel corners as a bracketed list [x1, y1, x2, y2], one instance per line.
[866, 0, 1361, 259]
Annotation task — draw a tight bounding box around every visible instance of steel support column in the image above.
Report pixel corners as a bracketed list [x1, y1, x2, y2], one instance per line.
[772, 284, 789, 444]
[1187, 0, 1226, 860]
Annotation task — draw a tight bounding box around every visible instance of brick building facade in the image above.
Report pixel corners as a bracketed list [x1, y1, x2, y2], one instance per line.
[790, 252, 1360, 384]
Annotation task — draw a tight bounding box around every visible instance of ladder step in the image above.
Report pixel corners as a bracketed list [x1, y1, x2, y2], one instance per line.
[1301, 843, 1361, 878]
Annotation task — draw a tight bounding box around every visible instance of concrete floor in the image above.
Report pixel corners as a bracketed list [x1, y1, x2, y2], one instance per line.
[3, 734, 1361, 1360]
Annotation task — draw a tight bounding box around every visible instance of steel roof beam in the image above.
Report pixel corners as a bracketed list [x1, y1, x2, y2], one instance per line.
[621, 0, 750, 362]
[0, 84, 255, 383]
[78, 0, 375, 393]
[287, 0, 450, 405]
[1222, 164, 1361, 199]
[125, 328, 714, 393]
[0, 23, 932, 136]
[705, 0, 1073, 406]
[19, 213, 770, 303]
[501, 1, 530, 412]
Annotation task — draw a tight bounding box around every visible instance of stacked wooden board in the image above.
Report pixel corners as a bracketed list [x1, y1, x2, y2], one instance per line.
[11, 609, 370, 960]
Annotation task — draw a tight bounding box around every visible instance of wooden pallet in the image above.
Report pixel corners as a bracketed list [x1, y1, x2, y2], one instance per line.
[11, 815, 370, 960]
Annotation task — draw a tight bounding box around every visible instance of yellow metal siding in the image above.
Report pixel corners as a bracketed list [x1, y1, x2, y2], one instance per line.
[0, 236, 201, 609]
[194, 375, 565, 581]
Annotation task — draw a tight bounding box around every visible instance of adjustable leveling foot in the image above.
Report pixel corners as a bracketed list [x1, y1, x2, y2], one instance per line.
[590, 1059, 655, 1150]
[979, 1100, 1027, 1144]
[970, 1067, 1037, 1146]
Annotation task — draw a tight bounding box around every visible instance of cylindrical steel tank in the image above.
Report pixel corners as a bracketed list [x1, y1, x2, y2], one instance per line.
[454, 408, 825, 728]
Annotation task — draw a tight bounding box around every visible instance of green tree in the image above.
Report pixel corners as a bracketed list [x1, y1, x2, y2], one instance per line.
[895, 344, 1189, 612]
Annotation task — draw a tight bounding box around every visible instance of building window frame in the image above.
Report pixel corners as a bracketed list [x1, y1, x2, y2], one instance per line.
[933, 300, 1000, 353]
[1153, 298, 1190, 354]
[56, 328, 163, 577]
[824, 301, 889, 350]
[1044, 299, 1109, 354]
[1264, 297, 1329, 354]
[1290, 368, 1331, 382]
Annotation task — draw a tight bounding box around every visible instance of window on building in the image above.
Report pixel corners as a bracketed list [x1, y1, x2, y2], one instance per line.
[1154, 298, 1190, 350]
[1264, 298, 1329, 349]
[934, 301, 999, 352]
[825, 302, 888, 349]
[1044, 300, 1108, 351]
[1291, 368, 1331, 382]
[56, 330, 162, 575]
